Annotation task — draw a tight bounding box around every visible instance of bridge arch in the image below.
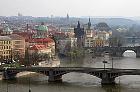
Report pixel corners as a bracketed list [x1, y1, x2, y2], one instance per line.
[62, 72, 101, 80]
[123, 50, 136, 57]
[115, 75, 140, 83]
[63, 72, 102, 83]
[2, 69, 50, 80]
[15, 71, 47, 77]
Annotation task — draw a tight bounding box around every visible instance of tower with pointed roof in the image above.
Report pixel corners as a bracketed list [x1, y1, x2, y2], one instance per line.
[88, 18, 91, 29]
[74, 21, 85, 47]
[85, 18, 93, 37]
[67, 14, 69, 20]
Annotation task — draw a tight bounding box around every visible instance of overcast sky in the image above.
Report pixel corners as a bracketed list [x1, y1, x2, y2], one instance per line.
[0, 0, 140, 17]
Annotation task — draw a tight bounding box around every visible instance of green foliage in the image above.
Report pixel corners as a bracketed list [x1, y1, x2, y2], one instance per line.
[23, 49, 31, 66]
[1, 62, 20, 68]
[67, 47, 84, 58]
[109, 36, 124, 47]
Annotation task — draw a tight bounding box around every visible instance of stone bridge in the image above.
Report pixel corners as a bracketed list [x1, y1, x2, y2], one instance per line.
[1, 67, 140, 84]
[84, 46, 140, 57]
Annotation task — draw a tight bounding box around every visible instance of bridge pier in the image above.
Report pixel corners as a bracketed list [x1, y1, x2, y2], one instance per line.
[115, 52, 123, 57]
[136, 51, 140, 58]
[101, 78, 115, 84]
[101, 72, 115, 85]
[2, 71, 16, 80]
[94, 52, 102, 57]
[48, 70, 62, 82]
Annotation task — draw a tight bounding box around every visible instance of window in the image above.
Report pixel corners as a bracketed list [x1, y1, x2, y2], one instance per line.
[15, 41, 21, 44]
[8, 41, 11, 44]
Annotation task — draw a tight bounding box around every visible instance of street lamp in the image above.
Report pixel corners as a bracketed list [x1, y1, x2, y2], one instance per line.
[103, 60, 108, 70]
[112, 57, 114, 69]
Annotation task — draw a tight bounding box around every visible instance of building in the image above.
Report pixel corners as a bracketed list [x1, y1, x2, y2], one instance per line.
[96, 31, 110, 40]
[29, 45, 52, 55]
[33, 22, 48, 38]
[74, 21, 85, 47]
[7, 34, 25, 59]
[59, 27, 75, 38]
[28, 38, 55, 56]
[0, 36, 12, 61]
[58, 38, 77, 55]
[84, 21, 112, 48]
[84, 18, 98, 47]
[1, 26, 13, 36]
[94, 37, 106, 47]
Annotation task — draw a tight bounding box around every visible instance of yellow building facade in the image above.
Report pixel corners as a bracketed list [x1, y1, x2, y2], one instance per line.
[0, 34, 25, 62]
[94, 38, 105, 47]
[0, 36, 12, 60]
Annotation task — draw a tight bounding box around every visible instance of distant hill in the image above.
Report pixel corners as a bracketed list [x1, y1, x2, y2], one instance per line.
[89, 18, 137, 27]
[0, 16, 138, 27]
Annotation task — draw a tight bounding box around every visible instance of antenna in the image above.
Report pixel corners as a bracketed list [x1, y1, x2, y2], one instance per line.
[7, 81, 8, 92]
[28, 66, 31, 92]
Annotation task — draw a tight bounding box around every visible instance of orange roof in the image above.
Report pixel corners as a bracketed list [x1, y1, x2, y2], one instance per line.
[29, 38, 54, 43]
[30, 45, 46, 50]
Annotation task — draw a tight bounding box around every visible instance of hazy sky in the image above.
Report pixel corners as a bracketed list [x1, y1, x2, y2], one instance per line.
[0, 0, 140, 17]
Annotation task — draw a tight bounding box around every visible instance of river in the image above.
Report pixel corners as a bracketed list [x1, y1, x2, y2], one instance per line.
[1, 51, 140, 92]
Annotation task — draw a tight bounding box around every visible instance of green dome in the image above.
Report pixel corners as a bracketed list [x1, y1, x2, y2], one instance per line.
[3, 26, 13, 32]
[36, 25, 48, 31]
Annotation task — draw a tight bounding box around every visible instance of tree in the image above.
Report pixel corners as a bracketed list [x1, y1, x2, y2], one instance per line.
[109, 36, 124, 47]
[23, 49, 30, 66]
[32, 52, 40, 65]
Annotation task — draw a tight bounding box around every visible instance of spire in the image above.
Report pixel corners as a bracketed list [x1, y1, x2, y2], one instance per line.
[77, 21, 80, 28]
[67, 13, 69, 20]
[88, 18, 91, 29]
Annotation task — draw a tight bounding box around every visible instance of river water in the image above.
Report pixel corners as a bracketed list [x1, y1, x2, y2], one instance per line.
[1, 51, 140, 92]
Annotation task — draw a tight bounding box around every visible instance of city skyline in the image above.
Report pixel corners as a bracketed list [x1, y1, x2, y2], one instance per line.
[0, 0, 140, 17]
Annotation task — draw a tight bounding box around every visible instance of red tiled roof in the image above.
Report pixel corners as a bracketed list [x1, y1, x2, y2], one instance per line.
[29, 38, 54, 43]
[30, 45, 46, 50]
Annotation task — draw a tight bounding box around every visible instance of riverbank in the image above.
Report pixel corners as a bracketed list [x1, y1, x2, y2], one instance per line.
[0, 57, 60, 80]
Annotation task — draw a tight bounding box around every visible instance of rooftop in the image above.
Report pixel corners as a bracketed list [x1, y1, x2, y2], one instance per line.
[29, 38, 54, 43]
[0, 36, 11, 40]
[7, 34, 25, 40]
[35, 24, 48, 31]
[30, 45, 46, 50]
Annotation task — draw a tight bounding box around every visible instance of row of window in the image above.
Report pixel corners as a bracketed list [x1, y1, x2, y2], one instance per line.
[0, 46, 11, 50]
[1, 55, 10, 59]
[86, 40, 94, 42]
[2, 51, 11, 54]
[0, 41, 11, 44]
[15, 41, 21, 44]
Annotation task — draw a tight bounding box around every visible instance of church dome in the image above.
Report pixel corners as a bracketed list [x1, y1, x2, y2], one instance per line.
[3, 26, 13, 32]
[36, 23, 48, 31]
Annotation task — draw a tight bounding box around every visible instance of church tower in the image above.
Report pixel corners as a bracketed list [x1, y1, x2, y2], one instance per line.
[74, 21, 85, 47]
[88, 18, 91, 29]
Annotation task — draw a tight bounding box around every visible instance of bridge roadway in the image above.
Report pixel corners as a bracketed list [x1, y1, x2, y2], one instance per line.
[1, 67, 140, 84]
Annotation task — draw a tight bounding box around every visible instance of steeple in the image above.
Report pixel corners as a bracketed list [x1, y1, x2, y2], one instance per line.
[67, 13, 69, 20]
[88, 18, 91, 29]
[77, 21, 80, 28]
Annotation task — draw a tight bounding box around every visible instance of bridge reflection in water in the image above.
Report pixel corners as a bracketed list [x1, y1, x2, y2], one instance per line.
[1, 67, 140, 84]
